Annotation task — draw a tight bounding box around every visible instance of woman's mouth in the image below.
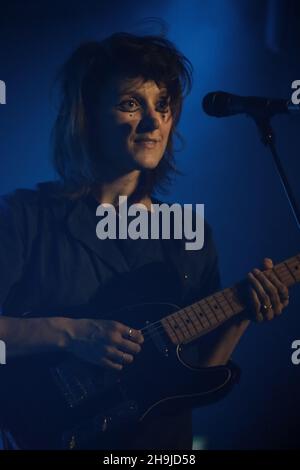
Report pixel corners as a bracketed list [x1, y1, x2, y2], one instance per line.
[134, 139, 159, 148]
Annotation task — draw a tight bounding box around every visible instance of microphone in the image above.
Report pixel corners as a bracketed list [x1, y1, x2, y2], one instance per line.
[202, 91, 300, 118]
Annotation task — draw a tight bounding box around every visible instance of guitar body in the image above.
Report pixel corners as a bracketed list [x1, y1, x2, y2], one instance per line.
[0, 302, 234, 449]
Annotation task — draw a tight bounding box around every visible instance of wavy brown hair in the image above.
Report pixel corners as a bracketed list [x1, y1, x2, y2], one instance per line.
[52, 32, 193, 198]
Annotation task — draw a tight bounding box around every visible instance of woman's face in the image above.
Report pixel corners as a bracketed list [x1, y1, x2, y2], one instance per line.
[94, 76, 174, 175]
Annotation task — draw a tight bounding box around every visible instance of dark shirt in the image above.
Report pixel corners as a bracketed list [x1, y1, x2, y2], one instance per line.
[0, 182, 230, 449]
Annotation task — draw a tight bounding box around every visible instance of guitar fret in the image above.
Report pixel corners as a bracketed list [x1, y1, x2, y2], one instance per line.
[206, 295, 227, 322]
[214, 292, 231, 318]
[202, 299, 219, 325]
[193, 303, 211, 329]
[286, 258, 300, 283]
[223, 288, 243, 316]
[216, 292, 234, 316]
[221, 289, 236, 315]
[160, 318, 176, 344]
[284, 262, 297, 282]
[173, 326, 186, 343]
[191, 304, 207, 329]
[277, 263, 295, 281]
[203, 299, 218, 323]
[181, 309, 198, 336]
[199, 302, 216, 326]
[165, 313, 186, 342]
[185, 307, 203, 334]
[274, 264, 294, 284]
[217, 292, 231, 318]
[164, 317, 181, 343]
[172, 312, 190, 340]
[189, 304, 202, 327]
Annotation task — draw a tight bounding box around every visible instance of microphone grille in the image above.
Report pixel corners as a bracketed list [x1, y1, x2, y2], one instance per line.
[202, 91, 234, 117]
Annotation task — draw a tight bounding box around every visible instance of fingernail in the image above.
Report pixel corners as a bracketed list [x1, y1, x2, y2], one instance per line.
[253, 268, 260, 274]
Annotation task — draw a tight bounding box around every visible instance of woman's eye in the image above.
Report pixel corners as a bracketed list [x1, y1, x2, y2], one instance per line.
[117, 97, 170, 113]
[156, 99, 170, 113]
[118, 99, 140, 112]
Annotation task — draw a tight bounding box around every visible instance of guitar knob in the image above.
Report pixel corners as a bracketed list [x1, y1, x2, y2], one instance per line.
[68, 435, 76, 450]
[101, 417, 109, 432]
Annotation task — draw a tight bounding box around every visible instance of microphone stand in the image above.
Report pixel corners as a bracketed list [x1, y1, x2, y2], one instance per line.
[252, 114, 300, 230]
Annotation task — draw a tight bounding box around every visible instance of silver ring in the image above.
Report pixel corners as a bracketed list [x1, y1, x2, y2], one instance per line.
[262, 304, 272, 311]
[128, 328, 133, 338]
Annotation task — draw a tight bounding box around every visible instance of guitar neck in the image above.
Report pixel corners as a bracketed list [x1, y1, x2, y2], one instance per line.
[161, 253, 300, 345]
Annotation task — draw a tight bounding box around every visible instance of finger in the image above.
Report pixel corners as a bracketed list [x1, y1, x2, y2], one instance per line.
[117, 323, 144, 344]
[265, 270, 289, 309]
[108, 322, 143, 347]
[124, 328, 144, 344]
[107, 329, 142, 354]
[263, 258, 273, 270]
[248, 286, 263, 322]
[119, 337, 142, 355]
[101, 357, 123, 371]
[247, 272, 274, 320]
[106, 347, 134, 365]
[252, 268, 282, 316]
[262, 258, 289, 309]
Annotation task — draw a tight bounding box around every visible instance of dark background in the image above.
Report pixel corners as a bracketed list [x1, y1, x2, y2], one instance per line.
[0, 0, 300, 449]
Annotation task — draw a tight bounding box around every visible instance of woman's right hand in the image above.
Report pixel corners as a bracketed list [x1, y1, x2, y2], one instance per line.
[65, 318, 144, 371]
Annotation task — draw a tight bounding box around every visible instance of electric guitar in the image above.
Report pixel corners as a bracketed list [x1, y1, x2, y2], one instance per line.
[0, 254, 299, 449]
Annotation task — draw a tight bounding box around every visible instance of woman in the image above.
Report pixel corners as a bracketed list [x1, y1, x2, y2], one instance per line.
[0, 32, 290, 449]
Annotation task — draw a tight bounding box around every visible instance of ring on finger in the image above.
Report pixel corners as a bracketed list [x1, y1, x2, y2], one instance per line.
[262, 303, 272, 311]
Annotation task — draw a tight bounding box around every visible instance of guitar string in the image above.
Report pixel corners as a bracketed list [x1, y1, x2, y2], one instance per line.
[132, 267, 295, 342]
[138, 305, 230, 337]
[137, 302, 230, 336]
[135, 306, 241, 344]
[135, 305, 236, 342]
[123, 299, 224, 338]
[138, 306, 237, 342]
[136, 284, 252, 338]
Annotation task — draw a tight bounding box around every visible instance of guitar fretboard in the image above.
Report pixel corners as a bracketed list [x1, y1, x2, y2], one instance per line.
[161, 254, 300, 345]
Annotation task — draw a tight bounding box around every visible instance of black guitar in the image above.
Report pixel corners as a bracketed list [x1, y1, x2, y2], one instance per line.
[0, 254, 299, 449]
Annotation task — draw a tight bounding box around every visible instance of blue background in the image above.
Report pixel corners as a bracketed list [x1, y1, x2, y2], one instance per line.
[0, 0, 300, 449]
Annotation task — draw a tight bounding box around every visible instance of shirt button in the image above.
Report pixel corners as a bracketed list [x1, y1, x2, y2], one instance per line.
[184, 273, 188, 280]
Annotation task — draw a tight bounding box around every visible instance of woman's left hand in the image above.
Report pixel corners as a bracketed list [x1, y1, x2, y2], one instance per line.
[247, 257, 290, 322]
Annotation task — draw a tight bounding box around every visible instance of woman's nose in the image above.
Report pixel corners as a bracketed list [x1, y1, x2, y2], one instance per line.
[136, 108, 160, 133]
